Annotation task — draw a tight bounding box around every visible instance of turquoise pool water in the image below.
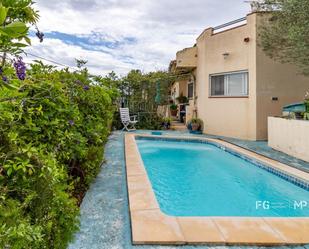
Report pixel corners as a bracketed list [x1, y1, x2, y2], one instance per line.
[136, 138, 309, 217]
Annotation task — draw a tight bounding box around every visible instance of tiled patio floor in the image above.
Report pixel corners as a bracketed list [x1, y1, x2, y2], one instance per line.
[68, 131, 309, 249]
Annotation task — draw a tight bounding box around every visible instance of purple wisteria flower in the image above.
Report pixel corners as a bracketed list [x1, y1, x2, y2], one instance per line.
[35, 28, 44, 43]
[83, 85, 90, 91]
[68, 120, 75, 126]
[0, 67, 9, 83]
[13, 57, 26, 80]
[75, 80, 83, 85]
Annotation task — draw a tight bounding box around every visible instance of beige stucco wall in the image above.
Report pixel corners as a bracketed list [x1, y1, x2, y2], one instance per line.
[176, 47, 197, 68]
[195, 13, 257, 140]
[179, 80, 188, 98]
[268, 117, 309, 162]
[256, 15, 309, 140]
[185, 99, 195, 123]
[171, 80, 188, 103]
[194, 12, 309, 140]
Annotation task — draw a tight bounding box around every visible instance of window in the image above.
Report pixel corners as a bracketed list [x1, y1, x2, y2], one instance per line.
[188, 82, 194, 99]
[210, 71, 248, 97]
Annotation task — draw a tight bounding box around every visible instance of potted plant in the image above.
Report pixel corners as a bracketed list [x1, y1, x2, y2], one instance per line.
[170, 104, 178, 116]
[187, 118, 204, 133]
[162, 117, 171, 130]
[176, 93, 188, 104]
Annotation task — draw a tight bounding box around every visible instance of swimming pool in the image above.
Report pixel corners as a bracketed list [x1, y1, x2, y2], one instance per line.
[136, 137, 309, 217]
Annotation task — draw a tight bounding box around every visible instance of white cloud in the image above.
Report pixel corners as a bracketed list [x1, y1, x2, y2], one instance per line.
[26, 0, 251, 75]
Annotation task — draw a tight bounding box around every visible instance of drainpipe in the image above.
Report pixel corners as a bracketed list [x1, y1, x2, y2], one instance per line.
[190, 71, 198, 119]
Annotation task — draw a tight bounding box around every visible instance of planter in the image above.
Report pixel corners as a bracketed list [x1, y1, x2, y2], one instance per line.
[191, 123, 200, 131]
[162, 122, 170, 130]
[170, 109, 177, 116]
[189, 130, 203, 134]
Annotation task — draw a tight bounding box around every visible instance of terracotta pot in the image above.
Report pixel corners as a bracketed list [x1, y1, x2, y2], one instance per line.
[171, 109, 177, 116]
[191, 123, 200, 131]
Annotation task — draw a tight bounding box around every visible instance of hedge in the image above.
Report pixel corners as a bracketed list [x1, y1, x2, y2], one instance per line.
[0, 63, 118, 249]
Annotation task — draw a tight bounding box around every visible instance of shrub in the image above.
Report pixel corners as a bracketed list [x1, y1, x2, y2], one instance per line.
[162, 117, 171, 130]
[0, 62, 117, 248]
[136, 112, 163, 130]
[170, 104, 177, 110]
[176, 93, 188, 104]
[187, 118, 204, 131]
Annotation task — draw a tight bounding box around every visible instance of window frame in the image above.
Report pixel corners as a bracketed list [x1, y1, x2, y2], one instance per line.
[209, 70, 249, 98]
[187, 81, 194, 99]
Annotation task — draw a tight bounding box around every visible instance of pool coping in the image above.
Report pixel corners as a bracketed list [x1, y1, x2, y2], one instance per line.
[125, 133, 309, 246]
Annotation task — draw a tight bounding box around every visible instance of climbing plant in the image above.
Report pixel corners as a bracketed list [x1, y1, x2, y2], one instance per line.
[0, 0, 43, 88]
[0, 60, 118, 249]
[113, 69, 174, 129]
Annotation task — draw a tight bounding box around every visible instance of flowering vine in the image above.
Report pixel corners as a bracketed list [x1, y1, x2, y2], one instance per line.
[13, 57, 26, 80]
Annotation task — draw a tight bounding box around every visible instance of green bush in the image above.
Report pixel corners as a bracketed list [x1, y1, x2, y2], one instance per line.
[0, 63, 117, 248]
[187, 118, 204, 131]
[112, 111, 164, 130]
[170, 104, 177, 110]
[135, 112, 163, 130]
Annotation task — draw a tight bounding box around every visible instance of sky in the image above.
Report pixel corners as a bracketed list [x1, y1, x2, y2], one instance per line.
[25, 0, 251, 76]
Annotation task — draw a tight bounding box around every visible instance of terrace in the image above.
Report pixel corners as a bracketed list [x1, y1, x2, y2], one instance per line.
[68, 130, 309, 248]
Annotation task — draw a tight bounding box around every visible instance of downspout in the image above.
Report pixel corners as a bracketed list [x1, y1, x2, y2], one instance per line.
[190, 71, 198, 119]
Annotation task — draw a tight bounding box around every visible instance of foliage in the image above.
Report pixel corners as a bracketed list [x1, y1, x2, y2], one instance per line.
[162, 117, 172, 123]
[162, 117, 171, 130]
[118, 70, 173, 112]
[135, 112, 164, 130]
[170, 103, 177, 110]
[187, 118, 204, 131]
[0, 0, 39, 56]
[0, 0, 42, 89]
[0, 61, 118, 249]
[253, 0, 309, 75]
[176, 93, 188, 104]
[113, 69, 174, 130]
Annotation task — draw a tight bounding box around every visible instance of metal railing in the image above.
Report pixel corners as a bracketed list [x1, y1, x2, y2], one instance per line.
[213, 17, 247, 32]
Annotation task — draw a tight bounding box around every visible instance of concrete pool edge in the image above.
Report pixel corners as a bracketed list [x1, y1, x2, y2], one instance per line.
[125, 133, 309, 245]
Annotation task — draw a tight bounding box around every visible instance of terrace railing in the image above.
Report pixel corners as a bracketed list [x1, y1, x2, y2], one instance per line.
[213, 17, 247, 34]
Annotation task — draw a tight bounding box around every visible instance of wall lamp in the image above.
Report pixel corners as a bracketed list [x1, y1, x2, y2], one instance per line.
[222, 52, 230, 59]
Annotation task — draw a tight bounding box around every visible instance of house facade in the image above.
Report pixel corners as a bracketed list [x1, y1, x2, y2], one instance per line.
[169, 12, 309, 140]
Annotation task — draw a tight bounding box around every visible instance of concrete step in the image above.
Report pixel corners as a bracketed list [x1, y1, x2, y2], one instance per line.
[170, 121, 187, 131]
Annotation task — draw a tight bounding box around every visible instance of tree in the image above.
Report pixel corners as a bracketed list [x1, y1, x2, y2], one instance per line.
[118, 69, 174, 112]
[253, 0, 309, 76]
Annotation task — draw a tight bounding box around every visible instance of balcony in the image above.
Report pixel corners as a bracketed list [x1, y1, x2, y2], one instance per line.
[176, 46, 197, 69]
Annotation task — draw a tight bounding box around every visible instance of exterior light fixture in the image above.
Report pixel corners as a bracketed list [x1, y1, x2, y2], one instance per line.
[222, 52, 230, 59]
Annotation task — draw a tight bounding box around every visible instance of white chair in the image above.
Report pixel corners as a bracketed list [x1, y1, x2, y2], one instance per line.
[120, 108, 138, 131]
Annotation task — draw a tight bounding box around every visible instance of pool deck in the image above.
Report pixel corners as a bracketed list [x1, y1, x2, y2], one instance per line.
[126, 133, 309, 246]
[68, 131, 309, 249]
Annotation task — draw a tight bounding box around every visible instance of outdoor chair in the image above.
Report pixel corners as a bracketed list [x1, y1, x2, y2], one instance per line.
[120, 108, 138, 131]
